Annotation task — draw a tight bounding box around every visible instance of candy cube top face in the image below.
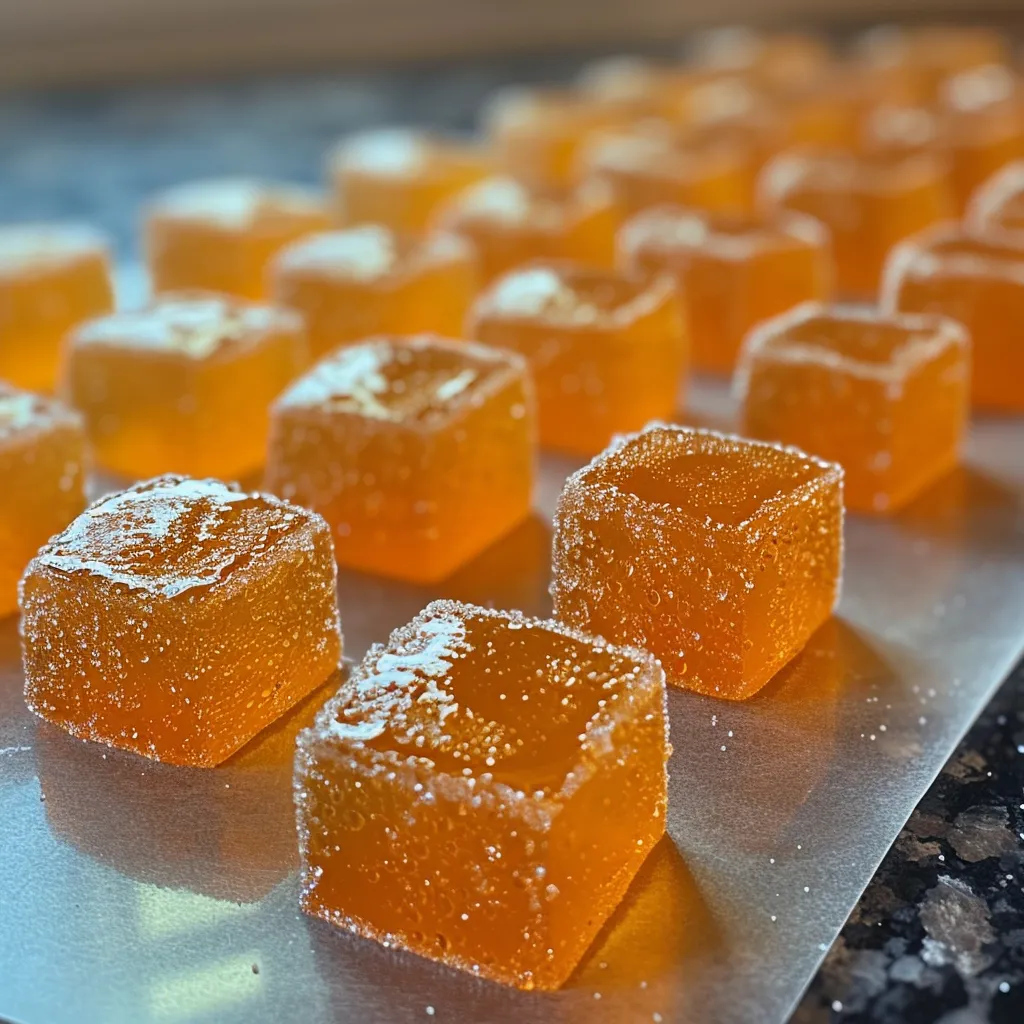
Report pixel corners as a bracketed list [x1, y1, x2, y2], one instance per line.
[966, 159, 1024, 232]
[327, 129, 493, 233]
[736, 304, 969, 513]
[0, 384, 86, 617]
[758, 148, 953, 297]
[64, 292, 308, 480]
[881, 224, 1024, 412]
[270, 226, 476, 355]
[0, 222, 114, 392]
[295, 600, 668, 990]
[552, 425, 843, 701]
[467, 261, 685, 455]
[619, 205, 832, 373]
[145, 179, 330, 300]
[434, 176, 618, 282]
[21, 475, 342, 767]
[265, 335, 535, 583]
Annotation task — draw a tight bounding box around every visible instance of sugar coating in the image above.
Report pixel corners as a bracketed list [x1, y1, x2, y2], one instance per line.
[0, 222, 109, 275]
[619, 205, 831, 374]
[467, 261, 685, 456]
[147, 179, 326, 231]
[736, 303, 970, 513]
[0, 383, 86, 618]
[551, 424, 843, 701]
[295, 599, 668, 990]
[64, 292, 308, 479]
[21, 474, 342, 767]
[965, 159, 1024, 232]
[265, 335, 535, 584]
[881, 223, 1024, 412]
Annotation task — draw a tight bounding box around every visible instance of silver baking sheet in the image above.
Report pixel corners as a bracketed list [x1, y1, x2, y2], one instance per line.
[1, 379, 1022, 1024]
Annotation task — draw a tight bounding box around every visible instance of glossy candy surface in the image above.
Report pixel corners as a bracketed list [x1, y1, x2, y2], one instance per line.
[63, 292, 307, 480]
[736, 304, 970, 513]
[551, 424, 843, 701]
[467, 261, 685, 455]
[295, 600, 668, 990]
[264, 335, 535, 583]
[20, 475, 342, 766]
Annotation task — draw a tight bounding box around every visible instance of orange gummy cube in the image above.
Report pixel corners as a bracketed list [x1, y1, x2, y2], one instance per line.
[0, 223, 113, 392]
[327, 128, 493, 233]
[882, 223, 1024, 412]
[966, 158, 1024, 231]
[0, 384, 85, 617]
[145, 179, 329, 300]
[619, 205, 832, 374]
[736, 304, 970, 513]
[21, 474, 342, 767]
[551, 424, 843, 700]
[758, 147, 953, 297]
[688, 27, 833, 93]
[265, 335, 535, 583]
[270, 226, 476, 358]
[434, 175, 618, 282]
[467, 261, 685, 455]
[63, 292, 307, 480]
[295, 599, 668, 990]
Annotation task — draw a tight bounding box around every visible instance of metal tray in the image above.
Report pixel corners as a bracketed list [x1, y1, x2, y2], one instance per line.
[1, 380, 1022, 1024]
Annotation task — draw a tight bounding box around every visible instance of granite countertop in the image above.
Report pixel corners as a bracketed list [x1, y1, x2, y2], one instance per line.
[1, 56, 1021, 1024]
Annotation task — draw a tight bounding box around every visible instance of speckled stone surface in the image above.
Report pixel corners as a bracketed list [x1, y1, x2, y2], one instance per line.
[0, 57, 1021, 1023]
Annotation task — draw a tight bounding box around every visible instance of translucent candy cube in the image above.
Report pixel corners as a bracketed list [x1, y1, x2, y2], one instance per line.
[619, 206, 832, 374]
[295, 599, 668, 990]
[270, 226, 476, 358]
[758, 147, 953, 297]
[736, 304, 970, 513]
[687, 27, 833, 93]
[264, 335, 535, 583]
[966, 158, 1024, 232]
[0, 222, 114, 392]
[21, 474, 342, 767]
[145, 179, 329, 300]
[882, 224, 1024, 412]
[433, 176, 618, 283]
[466, 261, 685, 456]
[327, 128, 493, 234]
[63, 292, 308, 480]
[0, 384, 85, 617]
[551, 425, 843, 701]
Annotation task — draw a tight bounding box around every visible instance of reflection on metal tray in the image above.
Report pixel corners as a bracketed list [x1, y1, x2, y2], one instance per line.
[0, 379, 1022, 1024]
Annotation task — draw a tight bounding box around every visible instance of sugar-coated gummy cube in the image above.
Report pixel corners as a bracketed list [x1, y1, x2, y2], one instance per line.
[466, 261, 685, 456]
[881, 223, 1024, 412]
[21, 474, 342, 767]
[270, 226, 476, 358]
[619, 205, 832, 374]
[0, 222, 114, 392]
[295, 599, 668, 990]
[758, 147, 953, 297]
[433, 175, 618, 283]
[63, 292, 307, 480]
[0, 384, 85, 618]
[145, 179, 330, 300]
[551, 425, 843, 701]
[687, 27, 833, 93]
[327, 128, 493, 234]
[966, 158, 1024, 232]
[735, 304, 969, 514]
[264, 335, 535, 583]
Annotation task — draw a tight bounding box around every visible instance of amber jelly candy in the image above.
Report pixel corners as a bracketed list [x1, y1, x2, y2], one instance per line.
[145, 179, 329, 300]
[882, 223, 1024, 413]
[551, 424, 843, 701]
[467, 261, 685, 456]
[21, 474, 342, 766]
[619, 205, 831, 374]
[295, 599, 668, 990]
[965, 158, 1024, 232]
[0, 385, 85, 618]
[264, 335, 535, 584]
[63, 292, 307, 480]
[736, 304, 969, 513]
